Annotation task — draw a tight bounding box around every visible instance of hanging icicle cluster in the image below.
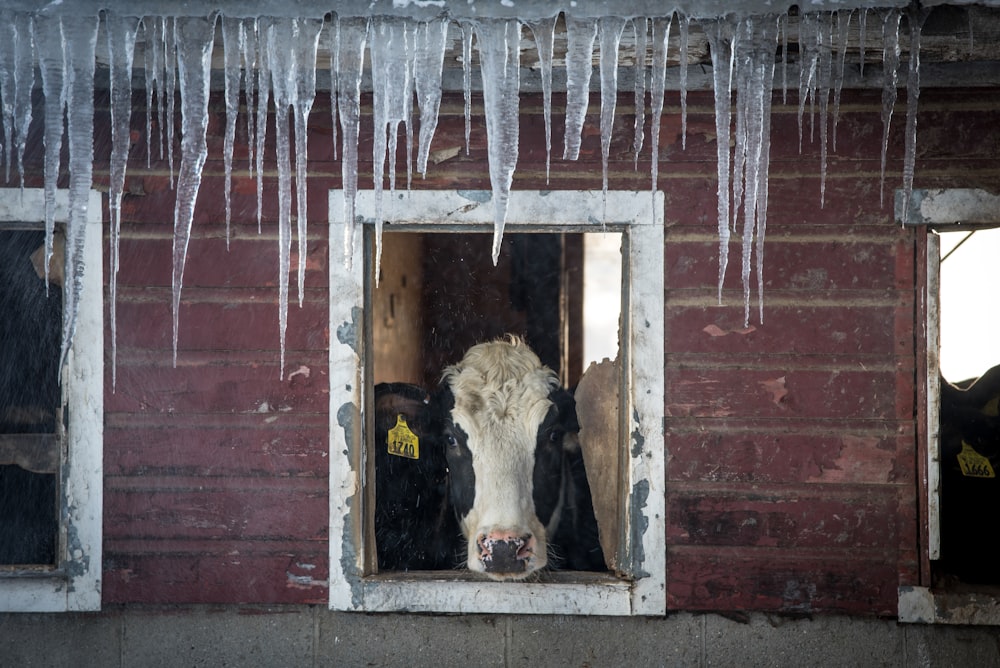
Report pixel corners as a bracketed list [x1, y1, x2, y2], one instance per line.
[0, 5, 927, 379]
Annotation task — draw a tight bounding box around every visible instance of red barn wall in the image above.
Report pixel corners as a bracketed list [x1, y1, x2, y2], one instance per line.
[17, 84, 998, 612]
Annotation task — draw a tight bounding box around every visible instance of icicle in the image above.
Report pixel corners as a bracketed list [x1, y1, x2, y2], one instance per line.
[255, 20, 270, 234]
[832, 10, 852, 152]
[145, 17, 167, 164]
[58, 16, 101, 375]
[336, 17, 368, 265]
[755, 30, 777, 327]
[327, 19, 338, 162]
[598, 17, 627, 216]
[475, 19, 521, 265]
[649, 15, 672, 200]
[797, 13, 819, 155]
[164, 18, 177, 188]
[263, 17, 323, 376]
[171, 15, 217, 368]
[292, 19, 323, 310]
[732, 20, 753, 234]
[0, 16, 16, 182]
[901, 7, 929, 228]
[460, 21, 474, 157]
[243, 19, 258, 177]
[34, 16, 65, 293]
[404, 42, 415, 193]
[879, 8, 902, 207]
[11, 12, 33, 191]
[414, 19, 448, 177]
[678, 14, 690, 150]
[779, 13, 788, 105]
[817, 13, 833, 208]
[0, 12, 34, 186]
[737, 16, 778, 328]
[703, 17, 737, 304]
[632, 17, 648, 168]
[859, 8, 868, 78]
[142, 19, 157, 168]
[106, 12, 141, 392]
[563, 15, 597, 161]
[526, 16, 556, 182]
[262, 19, 294, 378]
[221, 16, 244, 250]
[370, 17, 415, 282]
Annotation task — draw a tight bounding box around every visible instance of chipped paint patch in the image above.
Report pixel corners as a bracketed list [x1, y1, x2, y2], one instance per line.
[336, 306, 363, 353]
[759, 376, 788, 405]
[628, 480, 650, 579]
[702, 324, 757, 337]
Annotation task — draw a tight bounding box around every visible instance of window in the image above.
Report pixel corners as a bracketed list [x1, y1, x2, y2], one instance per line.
[898, 188, 1000, 625]
[328, 190, 664, 615]
[0, 189, 103, 612]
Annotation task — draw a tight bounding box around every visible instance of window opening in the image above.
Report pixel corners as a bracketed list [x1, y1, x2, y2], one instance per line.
[935, 226, 1000, 587]
[330, 189, 664, 615]
[369, 230, 619, 576]
[0, 228, 63, 567]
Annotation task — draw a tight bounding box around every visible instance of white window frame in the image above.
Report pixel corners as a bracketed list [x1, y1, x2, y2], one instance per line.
[897, 188, 1000, 625]
[328, 189, 665, 615]
[0, 188, 103, 612]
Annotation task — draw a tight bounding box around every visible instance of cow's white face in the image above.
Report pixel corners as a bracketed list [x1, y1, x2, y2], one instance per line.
[438, 338, 568, 581]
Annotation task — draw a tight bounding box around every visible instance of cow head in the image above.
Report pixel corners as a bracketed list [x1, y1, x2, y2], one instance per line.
[434, 337, 574, 580]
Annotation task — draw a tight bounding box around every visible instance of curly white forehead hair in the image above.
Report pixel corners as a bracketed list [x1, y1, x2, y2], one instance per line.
[441, 335, 559, 429]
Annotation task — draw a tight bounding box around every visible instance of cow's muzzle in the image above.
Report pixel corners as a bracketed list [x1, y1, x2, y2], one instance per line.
[477, 531, 535, 575]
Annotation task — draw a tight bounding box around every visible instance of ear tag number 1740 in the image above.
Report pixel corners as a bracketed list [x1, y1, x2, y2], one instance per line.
[388, 414, 420, 460]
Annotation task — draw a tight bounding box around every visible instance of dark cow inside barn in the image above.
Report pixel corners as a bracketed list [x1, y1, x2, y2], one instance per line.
[938, 364, 1000, 584]
[373, 337, 605, 578]
[373, 382, 461, 570]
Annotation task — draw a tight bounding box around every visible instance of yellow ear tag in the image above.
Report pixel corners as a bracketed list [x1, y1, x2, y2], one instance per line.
[387, 414, 419, 460]
[957, 440, 995, 478]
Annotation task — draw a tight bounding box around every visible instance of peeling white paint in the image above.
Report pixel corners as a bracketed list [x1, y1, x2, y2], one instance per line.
[1, 189, 103, 613]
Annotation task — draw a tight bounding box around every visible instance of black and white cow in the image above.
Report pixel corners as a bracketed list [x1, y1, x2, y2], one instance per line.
[938, 365, 1000, 584]
[431, 336, 604, 580]
[373, 382, 462, 571]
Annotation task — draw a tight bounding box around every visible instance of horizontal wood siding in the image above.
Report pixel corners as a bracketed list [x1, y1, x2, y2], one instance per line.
[15, 82, 1000, 612]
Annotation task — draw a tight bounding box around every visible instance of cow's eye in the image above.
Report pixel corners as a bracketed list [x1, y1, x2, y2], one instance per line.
[548, 429, 563, 445]
[445, 433, 458, 448]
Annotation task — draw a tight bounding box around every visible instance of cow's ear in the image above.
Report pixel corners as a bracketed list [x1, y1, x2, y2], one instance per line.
[374, 383, 431, 431]
[549, 388, 579, 432]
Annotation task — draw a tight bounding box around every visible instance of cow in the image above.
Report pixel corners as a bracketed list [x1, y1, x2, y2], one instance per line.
[938, 364, 1000, 584]
[432, 336, 604, 580]
[373, 337, 606, 578]
[373, 382, 462, 571]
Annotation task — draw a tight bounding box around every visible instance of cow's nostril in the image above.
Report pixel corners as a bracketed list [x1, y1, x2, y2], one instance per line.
[516, 534, 534, 559]
[479, 532, 536, 573]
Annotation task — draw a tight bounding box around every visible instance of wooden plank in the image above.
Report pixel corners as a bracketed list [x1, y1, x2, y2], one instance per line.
[115, 235, 329, 289]
[103, 552, 328, 604]
[112, 298, 328, 352]
[104, 487, 327, 541]
[666, 305, 905, 356]
[666, 484, 916, 550]
[104, 426, 328, 477]
[107, 364, 328, 413]
[665, 368, 908, 420]
[665, 428, 916, 485]
[666, 545, 900, 616]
